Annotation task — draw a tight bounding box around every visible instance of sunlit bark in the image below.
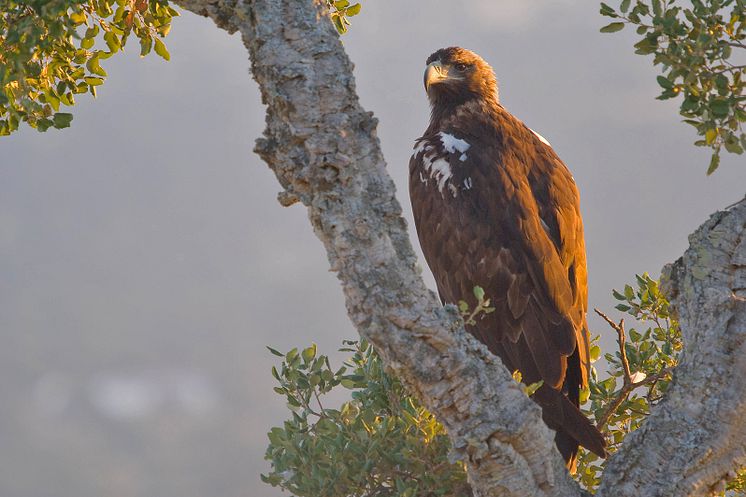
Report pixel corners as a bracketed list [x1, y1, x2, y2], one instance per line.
[597, 197, 746, 497]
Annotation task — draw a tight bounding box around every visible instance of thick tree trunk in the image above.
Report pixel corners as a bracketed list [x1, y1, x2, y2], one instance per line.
[173, 1, 746, 496]
[597, 198, 746, 497]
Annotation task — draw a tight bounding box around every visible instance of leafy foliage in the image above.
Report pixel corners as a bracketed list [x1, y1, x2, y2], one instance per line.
[600, 0, 746, 173]
[265, 278, 746, 495]
[326, 0, 362, 34]
[576, 273, 682, 491]
[577, 272, 745, 493]
[730, 471, 746, 494]
[0, 0, 177, 135]
[262, 340, 469, 497]
[0, 0, 361, 135]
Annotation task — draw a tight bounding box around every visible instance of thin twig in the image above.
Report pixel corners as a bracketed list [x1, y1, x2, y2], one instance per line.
[593, 308, 673, 431]
[313, 388, 326, 415]
[595, 308, 632, 381]
[711, 64, 746, 74]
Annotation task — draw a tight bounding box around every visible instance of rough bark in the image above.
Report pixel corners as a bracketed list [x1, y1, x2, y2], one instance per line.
[597, 197, 746, 497]
[171, 1, 746, 496]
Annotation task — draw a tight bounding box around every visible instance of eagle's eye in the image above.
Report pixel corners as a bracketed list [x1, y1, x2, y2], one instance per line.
[454, 63, 468, 71]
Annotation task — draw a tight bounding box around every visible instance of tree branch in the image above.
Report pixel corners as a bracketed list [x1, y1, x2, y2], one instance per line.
[597, 197, 746, 497]
[171, 0, 580, 495]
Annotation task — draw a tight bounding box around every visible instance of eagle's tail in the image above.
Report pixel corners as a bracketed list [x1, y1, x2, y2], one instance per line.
[555, 429, 580, 473]
[556, 391, 607, 465]
[534, 384, 607, 471]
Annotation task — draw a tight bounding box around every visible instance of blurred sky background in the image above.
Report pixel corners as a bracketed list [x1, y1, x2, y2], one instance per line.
[2, 1, 745, 496]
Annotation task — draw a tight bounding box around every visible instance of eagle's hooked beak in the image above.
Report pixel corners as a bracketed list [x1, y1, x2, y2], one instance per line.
[424, 60, 448, 92]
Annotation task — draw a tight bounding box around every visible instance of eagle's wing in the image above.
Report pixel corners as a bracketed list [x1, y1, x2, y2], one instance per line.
[524, 136, 591, 387]
[508, 127, 591, 388]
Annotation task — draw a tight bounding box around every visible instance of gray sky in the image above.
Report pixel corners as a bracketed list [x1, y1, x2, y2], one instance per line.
[2, 1, 744, 496]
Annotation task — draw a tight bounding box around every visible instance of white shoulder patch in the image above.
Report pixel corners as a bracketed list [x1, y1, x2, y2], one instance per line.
[438, 131, 471, 159]
[528, 128, 551, 147]
[411, 133, 474, 198]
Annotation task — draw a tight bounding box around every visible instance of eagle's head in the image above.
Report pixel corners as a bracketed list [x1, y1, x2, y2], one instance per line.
[424, 47, 499, 109]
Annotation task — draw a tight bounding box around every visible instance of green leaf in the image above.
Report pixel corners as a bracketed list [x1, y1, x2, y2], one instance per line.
[85, 25, 100, 39]
[710, 98, 730, 118]
[154, 38, 170, 61]
[345, 3, 361, 16]
[302, 344, 317, 363]
[267, 346, 284, 357]
[340, 378, 357, 389]
[86, 55, 108, 77]
[524, 380, 544, 397]
[286, 348, 299, 363]
[633, 37, 658, 55]
[70, 10, 87, 24]
[600, 22, 626, 33]
[624, 284, 635, 300]
[473, 286, 485, 301]
[590, 345, 601, 362]
[600, 2, 618, 16]
[656, 76, 674, 89]
[36, 118, 54, 132]
[714, 74, 729, 92]
[333, 14, 347, 34]
[140, 37, 153, 57]
[52, 113, 73, 128]
[620, 0, 631, 13]
[724, 139, 743, 154]
[44, 91, 60, 111]
[84, 77, 104, 86]
[652, 0, 662, 16]
[104, 31, 121, 53]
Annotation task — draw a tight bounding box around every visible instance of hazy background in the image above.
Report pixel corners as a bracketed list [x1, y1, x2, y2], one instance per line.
[2, 1, 744, 496]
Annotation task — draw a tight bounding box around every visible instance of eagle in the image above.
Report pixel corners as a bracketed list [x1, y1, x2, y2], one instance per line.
[408, 47, 606, 470]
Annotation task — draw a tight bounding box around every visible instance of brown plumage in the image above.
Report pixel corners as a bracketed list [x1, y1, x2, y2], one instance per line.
[409, 47, 606, 470]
